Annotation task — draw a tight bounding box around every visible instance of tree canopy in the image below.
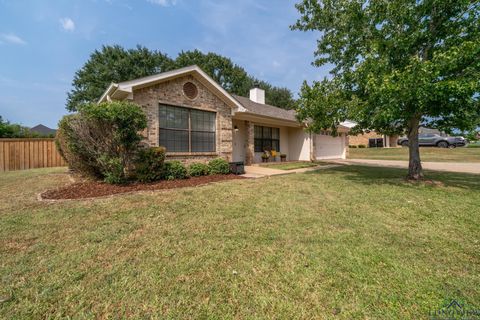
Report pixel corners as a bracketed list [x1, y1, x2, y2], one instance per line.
[67, 46, 296, 112]
[292, 0, 480, 179]
[66, 45, 173, 111]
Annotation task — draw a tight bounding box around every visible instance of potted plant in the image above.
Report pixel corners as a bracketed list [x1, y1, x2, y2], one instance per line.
[270, 150, 277, 162]
[280, 154, 287, 162]
[261, 153, 269, 163]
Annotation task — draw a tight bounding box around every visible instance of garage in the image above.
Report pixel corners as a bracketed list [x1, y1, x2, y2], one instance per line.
[315, 131, 346, 159]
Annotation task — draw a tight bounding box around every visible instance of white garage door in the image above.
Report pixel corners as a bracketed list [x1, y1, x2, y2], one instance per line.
[315, 132, 345, 159]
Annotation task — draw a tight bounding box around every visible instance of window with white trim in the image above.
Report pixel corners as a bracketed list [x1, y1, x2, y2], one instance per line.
[159, 104, 216, 152]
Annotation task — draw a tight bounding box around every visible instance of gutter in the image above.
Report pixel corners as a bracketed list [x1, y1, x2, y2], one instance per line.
[97, 83, 119, 104]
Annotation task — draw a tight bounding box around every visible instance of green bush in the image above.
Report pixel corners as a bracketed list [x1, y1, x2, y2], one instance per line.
[164, 161, 188, 180]
[208, 158, 230, 175]
[358, 144, 367, 148]
[349, 145, 358, 148]
[188, 162, 209, 177]
[99, 156, 125, 184]
[56, 101, 147, 184]
[135, 147, 166, 182]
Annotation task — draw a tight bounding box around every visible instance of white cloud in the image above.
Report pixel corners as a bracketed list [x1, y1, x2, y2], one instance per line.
[0, 33, 27, 45]
[59, 17, 75, 32]
[147, 0, 177, 7]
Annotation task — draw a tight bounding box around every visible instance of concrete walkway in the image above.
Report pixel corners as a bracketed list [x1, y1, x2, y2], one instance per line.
[242, 164, 341, 178]
[331, 159, 480, 175]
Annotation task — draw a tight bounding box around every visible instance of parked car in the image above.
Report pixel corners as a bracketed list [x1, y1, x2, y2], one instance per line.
[397, 134, 466, 148]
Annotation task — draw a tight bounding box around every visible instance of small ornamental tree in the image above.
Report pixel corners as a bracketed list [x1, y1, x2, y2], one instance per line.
[292, 0, 480, 179]
[56, 101, 147, 183]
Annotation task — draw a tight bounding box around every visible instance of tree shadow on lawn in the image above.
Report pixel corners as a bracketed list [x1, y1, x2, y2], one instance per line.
[306, 165, 480, 191]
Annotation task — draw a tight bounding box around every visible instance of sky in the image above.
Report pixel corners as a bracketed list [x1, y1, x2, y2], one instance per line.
[0, 0, 329, 128]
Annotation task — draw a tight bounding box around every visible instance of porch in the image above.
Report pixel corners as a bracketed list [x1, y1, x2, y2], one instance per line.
[231, 116, 309, 165]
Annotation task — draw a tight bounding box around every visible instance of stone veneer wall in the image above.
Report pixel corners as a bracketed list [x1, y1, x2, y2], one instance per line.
[131, 74, 233, 163]
[245, 121, 254, 165]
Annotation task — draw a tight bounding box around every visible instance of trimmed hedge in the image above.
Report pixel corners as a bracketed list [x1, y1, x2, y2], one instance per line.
[135, 147, 166, 182]
[164, 161, 188, 180]
[208, 158, 230, 175]
[189, 162, 209, 177]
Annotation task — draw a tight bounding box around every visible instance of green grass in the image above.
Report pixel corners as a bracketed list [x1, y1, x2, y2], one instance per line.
[260, 161, 328, 170]
[1, 167, 479, 319]
[348, 146, 480, 162]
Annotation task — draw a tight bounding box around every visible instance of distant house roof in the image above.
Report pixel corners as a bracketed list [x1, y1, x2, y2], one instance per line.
[232, 94, 297, 122]
[30, 124, 56, 136]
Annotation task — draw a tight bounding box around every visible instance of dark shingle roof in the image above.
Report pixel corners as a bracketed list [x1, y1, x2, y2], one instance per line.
[232, 95, 298, 122]
[30, 124, 56, 136]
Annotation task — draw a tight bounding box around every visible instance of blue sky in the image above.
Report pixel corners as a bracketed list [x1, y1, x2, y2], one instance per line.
[0, 0, 328, 128]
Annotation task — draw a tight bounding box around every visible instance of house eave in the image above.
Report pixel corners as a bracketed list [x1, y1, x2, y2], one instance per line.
[232, 111, 303, 128]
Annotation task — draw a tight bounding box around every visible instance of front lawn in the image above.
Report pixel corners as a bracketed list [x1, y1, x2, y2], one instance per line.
[0, 167, 479, 319]
[348, 146, 480, 162]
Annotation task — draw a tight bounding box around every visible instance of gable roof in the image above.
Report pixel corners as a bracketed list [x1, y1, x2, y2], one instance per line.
[30, 124, 56, 135]
[232, 95, 297, 122]
[97, 65, 349, 130]
[97, 65, 244, 111]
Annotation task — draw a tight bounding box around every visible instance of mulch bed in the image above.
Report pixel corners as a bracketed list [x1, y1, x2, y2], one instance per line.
[41, 174, 246, 200]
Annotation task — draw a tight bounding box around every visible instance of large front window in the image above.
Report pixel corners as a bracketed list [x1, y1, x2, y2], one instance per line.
[159, 104, 216, 152]
[254, 125, 280, 152]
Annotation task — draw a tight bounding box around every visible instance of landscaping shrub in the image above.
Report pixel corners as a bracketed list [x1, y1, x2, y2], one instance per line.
[164, 161, 188, 180]
[135, 147, 166, 182]
[349, 145, 358, 148]
[99, 155, 124, 184]
[358, 144, 367, 148]
[188, 162, 209, 177]
[208, 158, 230, 175]
[56, 101, 147, 184]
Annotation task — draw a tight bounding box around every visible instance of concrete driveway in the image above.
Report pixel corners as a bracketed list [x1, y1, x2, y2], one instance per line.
[332, 159, 480, 175]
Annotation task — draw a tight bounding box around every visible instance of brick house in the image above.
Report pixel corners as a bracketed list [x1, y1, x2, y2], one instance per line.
[98, 65, 350, 164]
[348, 131, 400, 148]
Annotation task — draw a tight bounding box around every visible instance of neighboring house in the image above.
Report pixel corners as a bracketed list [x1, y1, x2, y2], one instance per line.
[30, 124, 56, 136]
[348, 130, 400, 148]
[98, 65, 349, 164]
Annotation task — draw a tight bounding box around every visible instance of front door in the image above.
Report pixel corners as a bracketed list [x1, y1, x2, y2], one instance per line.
[232, 120, 246, 162]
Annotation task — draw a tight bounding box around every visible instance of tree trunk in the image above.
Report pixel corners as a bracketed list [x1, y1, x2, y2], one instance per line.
[407, 116, 423, 180]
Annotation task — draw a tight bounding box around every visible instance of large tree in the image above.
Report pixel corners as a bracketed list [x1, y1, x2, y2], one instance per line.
[67, 47, 296, 111]
[292, 0, 480, 179]
[66, 45, 173, 111]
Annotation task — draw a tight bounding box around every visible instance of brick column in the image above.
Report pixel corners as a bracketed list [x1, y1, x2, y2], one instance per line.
[245, 121, 254, 165]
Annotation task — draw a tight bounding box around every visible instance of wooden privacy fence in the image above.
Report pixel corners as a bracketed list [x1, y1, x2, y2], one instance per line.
[0, 138, 66, 172]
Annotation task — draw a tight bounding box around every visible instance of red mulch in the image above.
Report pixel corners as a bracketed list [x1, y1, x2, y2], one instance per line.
[41, 174, 246, 200]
